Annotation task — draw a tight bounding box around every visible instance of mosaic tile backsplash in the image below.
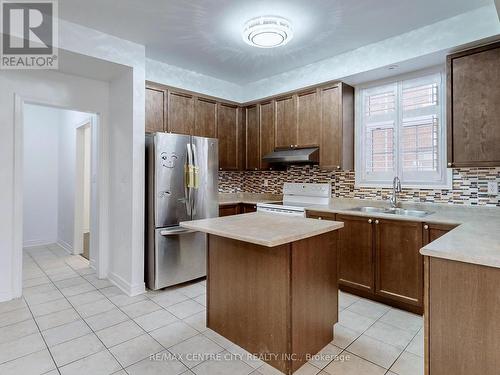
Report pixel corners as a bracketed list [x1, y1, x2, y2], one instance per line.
[219, 166, 500, 207]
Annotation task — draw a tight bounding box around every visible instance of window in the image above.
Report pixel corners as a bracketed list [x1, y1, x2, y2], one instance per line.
[356, 71, 450, 188]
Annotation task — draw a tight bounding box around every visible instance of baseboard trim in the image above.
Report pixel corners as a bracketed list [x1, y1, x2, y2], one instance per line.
[0, 291, 13, 303]
[108, 272, 145, 297]
[57, 240, 73, 254]
[23, 238, 57, 248]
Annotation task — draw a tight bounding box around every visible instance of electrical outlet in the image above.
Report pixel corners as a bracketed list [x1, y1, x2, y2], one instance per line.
[263, 179, 269, 187]
[487, 181, 498, 195]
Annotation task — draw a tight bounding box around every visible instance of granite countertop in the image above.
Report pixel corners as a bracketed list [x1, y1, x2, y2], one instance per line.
[303, 198, 500, 269]
[218, 193, 282, 206]
[180, 212, 344, 247]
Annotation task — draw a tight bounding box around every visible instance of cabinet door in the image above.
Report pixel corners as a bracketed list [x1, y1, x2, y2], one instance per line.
[219, 204, 240, 217]
[337, 214, 375, 293]
[423, 223, 457, 245]
[448, 43, 500, 166]
[375, 219, 423, 307]
[297, 90, 320, 146]
[275, 96, 297, 148]
[320, 85, 341, 169]
[146, 87, 165, 133]
[241, 204, 257, 213]
[194, 98, 217, 138]
[168, 91, 194, 135]
[218, 104, 239, 170]
[260, 101, 275, 170]
[246, 106, 260, 170]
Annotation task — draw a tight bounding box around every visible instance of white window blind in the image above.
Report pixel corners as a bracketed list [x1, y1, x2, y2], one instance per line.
[356, 71, 449, 188]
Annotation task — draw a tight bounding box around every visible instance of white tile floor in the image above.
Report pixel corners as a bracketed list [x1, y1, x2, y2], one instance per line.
[0, 244, 424, 375]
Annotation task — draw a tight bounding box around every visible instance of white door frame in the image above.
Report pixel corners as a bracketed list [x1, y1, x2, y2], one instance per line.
[13, 94, 110, 296]
[74, 120, 92, 257]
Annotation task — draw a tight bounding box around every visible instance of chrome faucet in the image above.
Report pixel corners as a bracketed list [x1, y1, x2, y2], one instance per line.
[390, 176, 402, 208]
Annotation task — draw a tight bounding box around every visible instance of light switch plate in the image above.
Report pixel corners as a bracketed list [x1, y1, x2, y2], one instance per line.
[487, 181, 498, 195]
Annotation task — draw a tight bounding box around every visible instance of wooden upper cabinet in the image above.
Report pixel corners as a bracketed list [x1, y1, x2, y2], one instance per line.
[145, 87, 166, 133]
[297, 89, 320, 146]
[246, 105, 260, 170]
[275, 96, 297, 148]
[320, 83, 354, 170]
[375, 219, 423, 308]
[337, 214, 375, 293]
[218, 104, 240, 170]
[448, 42, 500, 167]
[194, 98, 217, 138]
[168, 91, 194, 135]
[260, 101, 275, 170]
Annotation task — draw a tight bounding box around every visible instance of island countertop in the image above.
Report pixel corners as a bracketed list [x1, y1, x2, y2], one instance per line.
[180, 212, 344, 247]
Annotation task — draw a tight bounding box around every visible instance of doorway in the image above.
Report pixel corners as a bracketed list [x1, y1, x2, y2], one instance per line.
[75, 122, 92, 260]
[22, 103, 100, 270]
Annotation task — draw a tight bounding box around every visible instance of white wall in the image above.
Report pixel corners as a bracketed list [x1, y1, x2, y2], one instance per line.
[22, 105, 61, 247]
[146, 58, 243, 102]
[23, 105, 92, 253]
[1, 17, 146, 301]
[0, 69, 110, 301]
[241, 5, 500, 102]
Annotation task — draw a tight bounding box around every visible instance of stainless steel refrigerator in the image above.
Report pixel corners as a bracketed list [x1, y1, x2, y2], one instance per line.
[145, 132, 218, 290]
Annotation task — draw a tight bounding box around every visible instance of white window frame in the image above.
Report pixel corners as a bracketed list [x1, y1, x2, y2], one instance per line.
[355, 68, 451, 189]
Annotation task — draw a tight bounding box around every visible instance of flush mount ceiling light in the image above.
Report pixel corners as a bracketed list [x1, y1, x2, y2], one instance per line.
[242, 16, 293, 48]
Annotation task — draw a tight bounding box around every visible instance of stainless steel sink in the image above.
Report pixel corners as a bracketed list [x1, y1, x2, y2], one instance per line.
[350, 206, 388, 214]
[384, 208, 433, 217]
[350, 206, 433, 217]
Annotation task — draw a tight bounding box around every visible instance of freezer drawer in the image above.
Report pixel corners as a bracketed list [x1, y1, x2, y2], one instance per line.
[150, 227, 207, 290]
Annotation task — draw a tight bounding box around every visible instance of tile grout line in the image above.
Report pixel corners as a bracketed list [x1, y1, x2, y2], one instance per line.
[25, 246, 130, 373]
[17, 251, 62, 375]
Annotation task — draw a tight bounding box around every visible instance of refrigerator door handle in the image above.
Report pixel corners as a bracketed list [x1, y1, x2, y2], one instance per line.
[160, 227, 196, 236]
[190, 142, 199, 216]
[184, 143, 193, 216]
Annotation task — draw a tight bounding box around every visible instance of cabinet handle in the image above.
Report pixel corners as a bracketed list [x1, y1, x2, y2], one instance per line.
[368, 219, 372, 224]
[424, 225, 429, 230]
[219, 168, 222, 171]
[375, 220, 379, 224]
[447, 162, 452, 167]
[318, 217, 322, 220]
[336, 166, 341, 170]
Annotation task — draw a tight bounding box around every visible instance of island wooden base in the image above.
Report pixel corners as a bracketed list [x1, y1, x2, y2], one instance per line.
[424, 256, 500, 375]
[207, 232, 338, 374]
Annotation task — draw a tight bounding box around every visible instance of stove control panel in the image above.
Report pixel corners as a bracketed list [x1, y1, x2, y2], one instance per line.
[282, 183, 331, 198]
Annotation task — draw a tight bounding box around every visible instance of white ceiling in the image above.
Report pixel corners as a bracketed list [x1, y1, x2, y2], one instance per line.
[59, 0, 492, 84]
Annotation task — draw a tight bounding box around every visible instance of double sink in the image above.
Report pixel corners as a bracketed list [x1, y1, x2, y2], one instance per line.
[349, 206, 433, 218]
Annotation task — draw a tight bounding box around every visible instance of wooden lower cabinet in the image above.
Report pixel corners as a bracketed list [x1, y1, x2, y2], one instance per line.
[219, 204, 240, 217]
[423, 223, 457, 245]
[307, 211, 425, 313]
[241, 204, 257, 213]
[337, 214, 374, 293]
[219, 203, 257, 217]
[375, 219, 423, 309]
[425, 257, 500, 375]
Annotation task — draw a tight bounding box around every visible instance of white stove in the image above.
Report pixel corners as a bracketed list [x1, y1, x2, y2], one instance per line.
[257, 183, 331, 217]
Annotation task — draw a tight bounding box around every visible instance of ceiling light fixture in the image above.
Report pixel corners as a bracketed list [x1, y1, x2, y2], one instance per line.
[242, 16, 293, 48]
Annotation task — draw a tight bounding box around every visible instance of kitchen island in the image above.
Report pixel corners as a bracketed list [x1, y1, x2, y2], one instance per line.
[181, 212, 344, 374]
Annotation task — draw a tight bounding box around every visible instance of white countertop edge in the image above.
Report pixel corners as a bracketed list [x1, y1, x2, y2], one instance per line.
[180, 216, 344, 248]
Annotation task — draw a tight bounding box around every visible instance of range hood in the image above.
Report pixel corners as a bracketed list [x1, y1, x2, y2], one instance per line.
[262, 147, 319, 165]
